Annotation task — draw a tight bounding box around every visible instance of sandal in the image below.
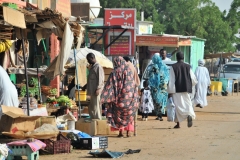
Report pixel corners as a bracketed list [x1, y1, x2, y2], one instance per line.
[187, 115, 193, 128]
[117, 134, 124, 138]
[173, 125, 180, 129]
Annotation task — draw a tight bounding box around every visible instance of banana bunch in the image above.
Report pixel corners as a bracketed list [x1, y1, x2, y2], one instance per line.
[0, 40, 12, 53]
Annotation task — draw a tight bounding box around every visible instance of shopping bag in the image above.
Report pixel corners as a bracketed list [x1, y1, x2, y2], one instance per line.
[167, 97, 175, 122]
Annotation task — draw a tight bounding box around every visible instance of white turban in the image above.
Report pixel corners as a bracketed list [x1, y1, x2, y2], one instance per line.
[198, 59, 205, 66]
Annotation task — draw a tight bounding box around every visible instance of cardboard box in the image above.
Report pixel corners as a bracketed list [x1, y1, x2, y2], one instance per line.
[75, 119, 97, 136]
[96, 120, 118, 135]
[3, 6, 26, 29]
[79, 137, 99, 150]
[35, 116, 56, 129]
[0, 105, 40, 133]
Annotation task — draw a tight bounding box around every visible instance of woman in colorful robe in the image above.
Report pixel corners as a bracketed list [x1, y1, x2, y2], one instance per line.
[101, 56, 139, 138]
[148, 54, 169, 121]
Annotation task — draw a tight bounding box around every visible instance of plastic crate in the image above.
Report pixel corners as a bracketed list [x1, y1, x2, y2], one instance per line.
[43, 133, 71, 154]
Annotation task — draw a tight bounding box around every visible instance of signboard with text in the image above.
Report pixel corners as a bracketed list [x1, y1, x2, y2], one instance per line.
[104, 8, 136, 56]
[136, 36, 179, 47]
[109, 36, 131, 55]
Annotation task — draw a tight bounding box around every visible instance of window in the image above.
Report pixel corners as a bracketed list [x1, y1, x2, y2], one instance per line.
[223, 65, 240, 73]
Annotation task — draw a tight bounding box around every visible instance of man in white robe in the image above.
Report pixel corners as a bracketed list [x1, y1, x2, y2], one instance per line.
[194, 59, 211, 108]
[168, 52, 198, 128]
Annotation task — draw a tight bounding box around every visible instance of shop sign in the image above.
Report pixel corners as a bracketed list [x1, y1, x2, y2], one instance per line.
[104, 9, 136, 56]
[179, 38, 191, 46]
[104, 9, 136, 27]
[109, 36, 130, 55]
[136, 36, 179, 47]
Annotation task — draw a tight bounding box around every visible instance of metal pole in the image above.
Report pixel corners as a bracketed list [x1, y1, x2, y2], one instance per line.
[21, 29, 30, 116]
[74, 48, 81, 118]
[36, 57, 42, 103]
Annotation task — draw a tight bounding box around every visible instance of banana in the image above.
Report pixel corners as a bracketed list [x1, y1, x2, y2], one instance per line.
[0, 42, 4, 53]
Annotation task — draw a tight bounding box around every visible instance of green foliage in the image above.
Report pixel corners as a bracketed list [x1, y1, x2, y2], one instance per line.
[29, 77, 38, 86]
[56, 95, 71, 104]
[49, 88, 57, 95]
[99, 0, 240, 54]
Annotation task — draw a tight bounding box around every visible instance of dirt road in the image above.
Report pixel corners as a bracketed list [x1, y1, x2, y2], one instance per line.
[42, 95, 240, 160]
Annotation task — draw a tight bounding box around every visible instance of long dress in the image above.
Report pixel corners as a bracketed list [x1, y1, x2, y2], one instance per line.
[148, 55, 169, 115]
[194, 66, 211, 107]
[140, 89, 154, 114]
[101, 57, 139, 132]
[168, 67, 198, 123]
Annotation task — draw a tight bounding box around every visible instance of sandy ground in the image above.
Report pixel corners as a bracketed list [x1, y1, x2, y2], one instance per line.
[42, 95, 240, 160]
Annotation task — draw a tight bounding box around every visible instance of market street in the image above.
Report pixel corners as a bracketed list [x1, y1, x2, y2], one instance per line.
[42, 95, 240, 160]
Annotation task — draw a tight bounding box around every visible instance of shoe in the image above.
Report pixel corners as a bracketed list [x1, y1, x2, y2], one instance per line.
[187, 115, 193, 128]
[142, 118, 145, 121]
[159, 118, 163, 121]
[173, 125, 180, 129]
[145, 118, 148, 121]
[155, 117, 160, 120]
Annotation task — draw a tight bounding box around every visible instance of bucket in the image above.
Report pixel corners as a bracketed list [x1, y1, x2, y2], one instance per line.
[75, 90, 87, 101]
[210, 85, 215, 96]
[67, 120, 75, 130]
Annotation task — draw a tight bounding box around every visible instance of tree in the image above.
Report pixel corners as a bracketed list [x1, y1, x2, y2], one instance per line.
[98, 0, 240, 53]
[200, 4, 234, 53]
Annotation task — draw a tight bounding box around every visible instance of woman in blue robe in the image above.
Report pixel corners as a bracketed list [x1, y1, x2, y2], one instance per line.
[148, 54, 169, 121]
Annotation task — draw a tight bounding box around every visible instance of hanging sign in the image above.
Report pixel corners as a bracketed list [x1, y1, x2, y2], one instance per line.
[104, 9, 136, 56]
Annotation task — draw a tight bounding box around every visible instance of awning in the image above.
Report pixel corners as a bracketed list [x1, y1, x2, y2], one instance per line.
[7, 67, 46, 75]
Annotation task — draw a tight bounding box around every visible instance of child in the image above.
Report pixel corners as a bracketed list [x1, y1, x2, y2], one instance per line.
[140, 80, 154, 121]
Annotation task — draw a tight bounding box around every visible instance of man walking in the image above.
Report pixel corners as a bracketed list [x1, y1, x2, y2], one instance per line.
[168, 52, 198, 128]
[86, 53, 105, 120]
[194, 59, 211, 108]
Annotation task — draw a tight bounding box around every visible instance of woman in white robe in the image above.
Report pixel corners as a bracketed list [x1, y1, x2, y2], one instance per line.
[194, 59, 211, 108]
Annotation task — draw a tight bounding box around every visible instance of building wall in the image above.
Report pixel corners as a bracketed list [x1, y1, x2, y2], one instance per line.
[190, 39, 205, 72]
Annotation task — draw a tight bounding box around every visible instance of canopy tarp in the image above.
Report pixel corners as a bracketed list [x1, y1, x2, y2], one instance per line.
[7, 67, 46, 75]
[44, 48, 113, 82]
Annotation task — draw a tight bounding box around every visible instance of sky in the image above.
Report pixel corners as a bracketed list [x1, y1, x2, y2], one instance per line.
[211, 0, 233, 12]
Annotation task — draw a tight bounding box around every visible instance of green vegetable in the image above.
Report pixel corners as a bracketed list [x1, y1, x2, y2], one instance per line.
[49, 88, 57, 95]
[56, 95, 70, 103]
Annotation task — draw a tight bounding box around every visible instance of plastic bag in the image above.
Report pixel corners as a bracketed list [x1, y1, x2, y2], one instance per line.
[167, 97, 175, 122]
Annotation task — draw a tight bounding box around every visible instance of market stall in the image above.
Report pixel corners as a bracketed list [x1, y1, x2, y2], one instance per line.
[136, 34, 206, 72]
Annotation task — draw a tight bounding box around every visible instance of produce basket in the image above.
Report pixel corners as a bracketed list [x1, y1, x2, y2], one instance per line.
[42, 133, 71, 154]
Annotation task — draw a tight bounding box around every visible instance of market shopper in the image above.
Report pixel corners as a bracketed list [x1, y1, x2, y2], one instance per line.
[194, 59, 211, 108]
[86, 53, 105, 120]
[148, 54, 169, 121]
[0, 65, 19, 112]
[160, 49, 171, 61]
[123, 56, 140, 87]
[140, 80, 154, 121]
[168, 52, 198, 128]
[101, 56, 138, 138]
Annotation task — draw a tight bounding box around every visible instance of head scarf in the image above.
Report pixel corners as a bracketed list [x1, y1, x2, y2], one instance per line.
[101, 56, 138, 129]
[148, 54, 169, 114]
[198, 59, 205, 66]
